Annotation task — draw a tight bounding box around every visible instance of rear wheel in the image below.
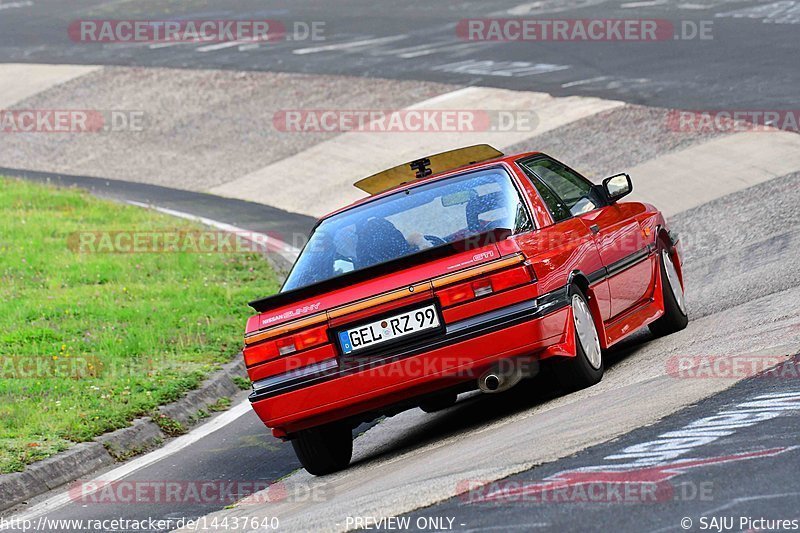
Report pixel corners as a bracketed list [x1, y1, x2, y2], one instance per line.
[291, 422, 353, 476]
[649, 247, 688, 337]
[553, 286, 604, 392]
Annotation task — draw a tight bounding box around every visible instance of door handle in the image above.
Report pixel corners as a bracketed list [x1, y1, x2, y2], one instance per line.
[589, 224, 600, 234]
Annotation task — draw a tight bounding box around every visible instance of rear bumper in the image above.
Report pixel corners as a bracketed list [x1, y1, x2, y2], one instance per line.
[250, 287, 571, 436]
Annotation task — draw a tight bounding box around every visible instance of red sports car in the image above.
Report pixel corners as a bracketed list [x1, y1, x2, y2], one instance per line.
[242, 145, 688, 475]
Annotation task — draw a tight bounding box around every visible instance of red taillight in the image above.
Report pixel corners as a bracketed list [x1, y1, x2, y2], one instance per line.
[243, 341, 279, 367]
[490, 264, 534, 292]
[437, 284, 474, 307]
[243, 325, 329, 368]
[436, 265, 534, 308]
[294, 325, 328, 351]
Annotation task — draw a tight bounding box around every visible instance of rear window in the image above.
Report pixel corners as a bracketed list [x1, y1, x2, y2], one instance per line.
[282, 167, 532, 292]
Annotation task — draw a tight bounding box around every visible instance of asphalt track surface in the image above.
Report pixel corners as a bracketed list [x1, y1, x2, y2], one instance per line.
[1, 1, 799, 531]
[0, 167, 316, 242]
[0, 0, 797, 111]
[406, 355, 800, 533]
[3, 169, 799, 532]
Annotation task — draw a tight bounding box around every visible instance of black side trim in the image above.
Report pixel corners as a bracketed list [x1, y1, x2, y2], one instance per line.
[248, 286, 570, 402]
[587, 244, 655, 285]
[587, 268, 606, 284]
[606, 245, 653, 277]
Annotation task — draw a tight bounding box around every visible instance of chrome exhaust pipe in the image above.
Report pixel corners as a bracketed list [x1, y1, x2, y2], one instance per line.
[482, 374, 502, 392]
[478, 358, 538, 394]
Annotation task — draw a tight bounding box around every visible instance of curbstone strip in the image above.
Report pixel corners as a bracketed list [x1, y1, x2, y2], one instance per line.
[96, 418, 165, 461]
[30, 443, 113, 492]
[0, 355, 249, 513]
[0, 443, 113, 511]
[158, 358, 245, 427]
[0, 471, 45, 513]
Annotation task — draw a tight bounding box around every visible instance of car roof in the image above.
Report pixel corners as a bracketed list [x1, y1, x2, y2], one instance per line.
[321, 150, 541, 220]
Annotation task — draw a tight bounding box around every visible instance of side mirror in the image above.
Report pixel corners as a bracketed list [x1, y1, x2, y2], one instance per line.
[603, 173, 632, 202]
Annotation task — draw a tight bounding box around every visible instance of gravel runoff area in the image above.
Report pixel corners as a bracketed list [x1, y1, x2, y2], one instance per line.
[0, 67, 455, 191]
[505, 104, 727, 182]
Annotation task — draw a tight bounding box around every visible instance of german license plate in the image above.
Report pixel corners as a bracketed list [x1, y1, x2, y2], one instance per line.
[338, 304, 440, 355]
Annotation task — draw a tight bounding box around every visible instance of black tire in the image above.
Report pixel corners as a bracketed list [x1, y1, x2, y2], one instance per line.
[291, 422, 353, 476]
[649, 247, 689, 337]
[553, 285, 604, 392]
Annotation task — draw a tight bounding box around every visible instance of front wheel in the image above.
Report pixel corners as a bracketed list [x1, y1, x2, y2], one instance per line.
[553, 286, 604, 392]
[291, 422, 353, 476]
[649, 247, 688, 337]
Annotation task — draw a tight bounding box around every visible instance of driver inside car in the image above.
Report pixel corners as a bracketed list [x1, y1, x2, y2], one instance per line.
[406, 231, 434, 251]
[355, 217, 413, 269]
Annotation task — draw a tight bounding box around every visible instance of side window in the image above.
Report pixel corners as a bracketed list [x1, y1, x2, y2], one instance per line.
[517, 160, 571, 222]
[519, 158, 600, 219]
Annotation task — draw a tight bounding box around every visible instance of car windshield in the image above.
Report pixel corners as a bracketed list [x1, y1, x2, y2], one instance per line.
[282, 167, 532, 292]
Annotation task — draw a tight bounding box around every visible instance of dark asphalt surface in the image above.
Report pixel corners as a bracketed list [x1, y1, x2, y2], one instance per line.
[0, 167, 316, 243]
[0, 0, 797, 112]
[2, 393, 377, 533]
[403, 355, 800, 533]
[1, 1, 798, 528]
[4, 158, 800, 531]
[47, 406, 299, 533]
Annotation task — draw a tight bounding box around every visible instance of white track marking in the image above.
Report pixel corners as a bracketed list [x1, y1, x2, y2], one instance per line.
[196, 40, 250, 52]
[125, 201, 301, 261]
[0, 63, 100, 108]
[499, 0, 608, 16]
[431, 59, 570, 77]
[396, 42, 482, 59]
[369, 40, 492, 60]
[293, 35, 407, 55]
[210, 87, 623, 217]
[0, 1, 32, 10]
[716, 1, 800, 24]
[148, 41, 194, 49]
[561, 76, 610, 88]
[371, 41, 459, 57]
[4, 401, 252, 525]
[621, 0, 668, 8]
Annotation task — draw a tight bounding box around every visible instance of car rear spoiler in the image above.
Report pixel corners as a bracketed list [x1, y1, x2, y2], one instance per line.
[353, 144, 504, 195]
[248, 228, 512, 313]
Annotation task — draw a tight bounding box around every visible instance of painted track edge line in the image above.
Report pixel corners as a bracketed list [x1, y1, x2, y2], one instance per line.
[2, 401, 252, 525]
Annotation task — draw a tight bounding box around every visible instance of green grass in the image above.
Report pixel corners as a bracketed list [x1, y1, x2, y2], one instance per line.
[0, 177, 279, 473]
